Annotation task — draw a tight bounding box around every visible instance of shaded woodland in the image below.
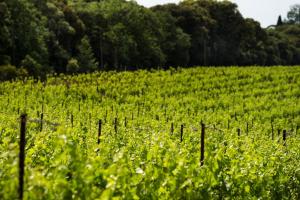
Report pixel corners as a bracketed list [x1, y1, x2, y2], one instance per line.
[0, 0, 299, 80]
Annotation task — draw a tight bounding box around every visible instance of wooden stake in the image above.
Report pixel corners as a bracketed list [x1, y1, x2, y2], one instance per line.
[19, 114, 27, 200]
[227, 119, 230, 129]
[98, 120, 102, 144]
[200, 123, 205, 166]
[40, 113, 43, 132]
[114, 118, 118, 134]
[171, 123, 174, 135]
[89, 113, 92, 132]
[180, 124, 184, 142]
[71, 114, 74, 128]
[283, 130, 287, 146]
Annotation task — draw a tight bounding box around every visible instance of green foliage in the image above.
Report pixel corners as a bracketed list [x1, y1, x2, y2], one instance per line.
[0, 0, 300, 79]
[66, 58, 80, 74]
[0, 2, 12, 65]
[20, 55, 43, 78]
[277, 15, 283, 26]
[153, 7, 191, 67]
[287, 4, 300, 24]
[4, 0, 49, 66]
[0, 65, 18, 81]
[76, 36, 98, 72]
[0, 65, 28, 81]
[0, 67, 300, 198]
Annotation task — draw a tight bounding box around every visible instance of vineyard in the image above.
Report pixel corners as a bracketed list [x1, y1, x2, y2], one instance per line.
[0, 66, 300, 199]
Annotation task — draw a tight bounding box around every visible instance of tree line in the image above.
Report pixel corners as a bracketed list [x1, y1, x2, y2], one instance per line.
[0, 0, 299, 80]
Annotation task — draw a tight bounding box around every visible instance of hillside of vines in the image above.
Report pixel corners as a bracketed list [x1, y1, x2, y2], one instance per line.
[0, 66, 300, 199]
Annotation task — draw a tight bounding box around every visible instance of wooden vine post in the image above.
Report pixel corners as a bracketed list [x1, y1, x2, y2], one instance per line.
[40, 113, 44, 132]
[98, 120, 102, 144]
[227, 119, 230, 129]
[170, 123, 174, 135]
[200, 123, 205, 166]
[19, 114, 27, 200]
[71, 114, 74, 128]
[180, 124, 184, 142]
[283, 130, 287, 146]
[114, 118, 118, 134]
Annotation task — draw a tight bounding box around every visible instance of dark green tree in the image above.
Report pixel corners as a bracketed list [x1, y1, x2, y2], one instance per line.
[152, 2, 214, 66]
[277, 15, 283, 26]
[287, 4, 300, 24]
[0, 2, 12, 65]
[4, 0, 49, 68]
[76, 36, 98, 72]
[274, 23, 300, 64]
[20, 55, 43, 78]
[152, 7, 191, 67]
